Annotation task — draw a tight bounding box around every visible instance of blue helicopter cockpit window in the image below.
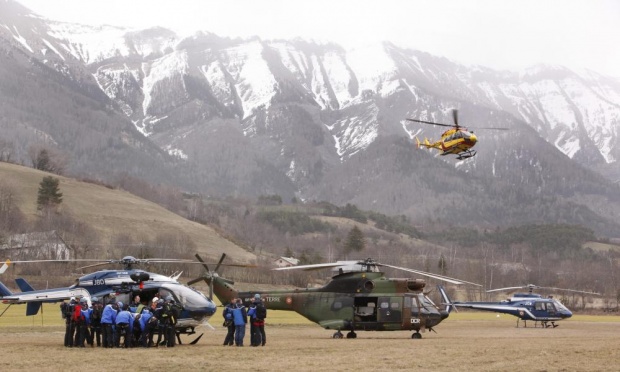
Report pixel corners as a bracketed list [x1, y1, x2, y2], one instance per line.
[553, 300, 569, 312]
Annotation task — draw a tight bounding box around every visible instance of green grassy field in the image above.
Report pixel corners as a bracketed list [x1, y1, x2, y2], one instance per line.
[2, 303, 619, 328]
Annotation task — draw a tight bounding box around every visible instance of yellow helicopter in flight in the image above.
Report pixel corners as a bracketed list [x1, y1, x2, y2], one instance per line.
[406, 109, 508, 160]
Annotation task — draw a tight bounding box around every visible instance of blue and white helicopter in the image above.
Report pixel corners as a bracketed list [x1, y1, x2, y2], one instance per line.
[0, 255, 225, 344]
[446, 284, 600, 328]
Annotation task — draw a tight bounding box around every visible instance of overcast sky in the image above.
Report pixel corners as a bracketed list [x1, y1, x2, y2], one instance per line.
[18, 0, 620, 77]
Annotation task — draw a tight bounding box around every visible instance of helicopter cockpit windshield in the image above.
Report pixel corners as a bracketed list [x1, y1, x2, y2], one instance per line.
[551, 299, 570, 313]
[161, 283, 211, 311]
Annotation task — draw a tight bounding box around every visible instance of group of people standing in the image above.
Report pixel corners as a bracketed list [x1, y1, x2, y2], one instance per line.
[222, 294, 267, 347]
[60, 294, 181, 348]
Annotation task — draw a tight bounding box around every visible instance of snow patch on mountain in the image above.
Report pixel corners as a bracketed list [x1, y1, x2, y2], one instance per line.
[47, 22, 130, 64]
[142, 50, 189, 115]
[223, 41, 276, 120]
[346, 43, 397, 94]
[321, 50, 354, 108]
[200, 61, 235, 107]
[164, 145, 188, 160]
[41, 37, 64, 60]
[8, 24, 33, 52]
[328, 105, 380, 159]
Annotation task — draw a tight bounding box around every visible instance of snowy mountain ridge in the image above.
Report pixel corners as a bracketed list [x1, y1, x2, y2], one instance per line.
[2, 0, 620, 235]
[2, 1, 618, 170]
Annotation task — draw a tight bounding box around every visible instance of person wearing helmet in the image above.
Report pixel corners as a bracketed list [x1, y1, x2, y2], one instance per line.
[153, 298, 167, 347]
[115, 302, 133, 348]
[71, 297, 87, 347]
[248, 294, 267, 346]
[138, 307, 153, 347]
[61, 297, 77, 347]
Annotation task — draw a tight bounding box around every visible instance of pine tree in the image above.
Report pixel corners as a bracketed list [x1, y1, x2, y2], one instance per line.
[37, 176, 63, 210]
[438, 253, 448, 276]
[344, 225, 366, 254]
[35, 149, 50, 171]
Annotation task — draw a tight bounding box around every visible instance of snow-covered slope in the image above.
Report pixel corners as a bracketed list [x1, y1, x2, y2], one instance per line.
[2, 0, 620, 235]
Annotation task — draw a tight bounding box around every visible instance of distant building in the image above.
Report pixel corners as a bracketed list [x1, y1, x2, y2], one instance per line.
[273, 257, 299, 268]
[0, 231, 71, 260]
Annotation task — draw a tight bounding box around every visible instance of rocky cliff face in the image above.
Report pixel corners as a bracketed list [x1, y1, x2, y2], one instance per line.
[1, 0, 619, 234]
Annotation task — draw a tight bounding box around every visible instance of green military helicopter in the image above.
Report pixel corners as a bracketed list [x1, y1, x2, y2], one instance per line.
[188, 255, 480, 339]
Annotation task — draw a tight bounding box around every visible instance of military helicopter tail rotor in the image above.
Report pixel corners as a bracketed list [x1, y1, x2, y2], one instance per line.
[187, 253, 251, 299]
[188, 253, 213, 298]
[213, 253, 227, 274]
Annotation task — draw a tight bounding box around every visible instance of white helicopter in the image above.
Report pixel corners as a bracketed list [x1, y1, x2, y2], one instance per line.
[0, 255, 238, 344]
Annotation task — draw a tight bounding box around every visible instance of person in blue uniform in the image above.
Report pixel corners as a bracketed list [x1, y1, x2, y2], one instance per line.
[232, 298, 247, 346]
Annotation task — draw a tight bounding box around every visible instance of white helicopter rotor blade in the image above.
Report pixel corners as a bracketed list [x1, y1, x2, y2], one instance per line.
[273, 261, 358, 271]
[380, 263, 481, 286]
[542, 287, 600, 295]
[486, 286, 530, 293]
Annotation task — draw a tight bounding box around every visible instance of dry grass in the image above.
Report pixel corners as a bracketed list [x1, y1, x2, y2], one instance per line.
[584, 241, 620, 253]
[1, 304, 619, 371]
[0, 162, 254, 262]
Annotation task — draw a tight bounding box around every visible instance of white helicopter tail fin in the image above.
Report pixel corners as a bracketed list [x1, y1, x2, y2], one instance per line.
[0, 259, 11, 274]
[438, 285, 457, 313]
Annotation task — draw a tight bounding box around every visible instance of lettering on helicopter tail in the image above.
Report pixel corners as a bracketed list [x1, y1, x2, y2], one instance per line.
[411, 318, 421, 324]
[93, 279, 105, 286]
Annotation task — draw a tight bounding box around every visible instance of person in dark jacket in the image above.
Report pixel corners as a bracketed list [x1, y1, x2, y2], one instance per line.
[248, 294, 267, 346]
[78, 298, 92, 347]
[61, 297, 77, 347]
[89, 297, 103, 347]
[222, 298, 236, 346]
[72, 298, 87, 347]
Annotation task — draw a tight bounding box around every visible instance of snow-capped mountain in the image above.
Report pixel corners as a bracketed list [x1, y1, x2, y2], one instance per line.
[1, 0, 619, 235]
[39, 19, 619, 172]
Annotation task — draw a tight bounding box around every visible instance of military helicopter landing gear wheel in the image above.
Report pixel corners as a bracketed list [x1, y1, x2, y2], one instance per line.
[346, 331, 357, 339]
[333, 330, 344, 339]
[411, 332, 422, 339]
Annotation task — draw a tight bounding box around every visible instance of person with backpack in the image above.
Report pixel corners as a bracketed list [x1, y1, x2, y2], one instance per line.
[222, 298, 236, 346]
[72, 297, 87, 347]
[61, 297, 77, 347]
[89, 297, 103, 347]
[115, 302, 133, 348]
[248, 294, 267, 346]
